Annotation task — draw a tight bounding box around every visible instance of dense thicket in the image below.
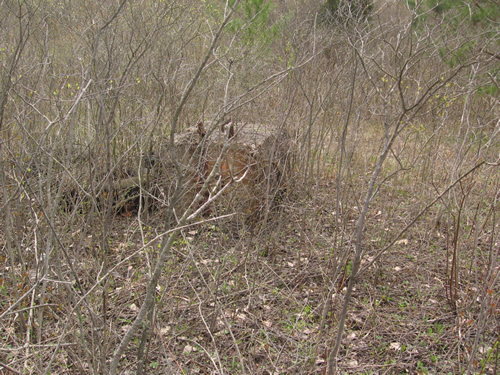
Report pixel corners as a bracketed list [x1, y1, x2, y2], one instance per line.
[1, 1, 498, 374]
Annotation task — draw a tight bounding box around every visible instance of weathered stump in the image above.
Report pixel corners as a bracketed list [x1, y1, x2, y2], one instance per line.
[158, 120, 293, 223]
[105, 120, 293, 222]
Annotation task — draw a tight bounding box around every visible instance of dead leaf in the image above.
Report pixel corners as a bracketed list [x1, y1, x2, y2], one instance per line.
[390, 342, 401, 351]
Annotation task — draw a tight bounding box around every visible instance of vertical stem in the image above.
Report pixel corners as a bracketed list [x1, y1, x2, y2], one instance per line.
[320, 56, 358, 329]
[327, 117, 399, 374]
[109, 3, 240, 373]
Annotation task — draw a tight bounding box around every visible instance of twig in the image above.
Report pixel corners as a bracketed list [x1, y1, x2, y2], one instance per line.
[0, 361, 21, 374]
[357, 160, 485, 278]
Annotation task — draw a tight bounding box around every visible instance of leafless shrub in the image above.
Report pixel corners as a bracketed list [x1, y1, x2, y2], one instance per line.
[1, 0, 498, 374]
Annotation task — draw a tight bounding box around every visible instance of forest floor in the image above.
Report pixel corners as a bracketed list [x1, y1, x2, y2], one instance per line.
[95, 177, 498, 375]
[2, 174, 498, 375]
